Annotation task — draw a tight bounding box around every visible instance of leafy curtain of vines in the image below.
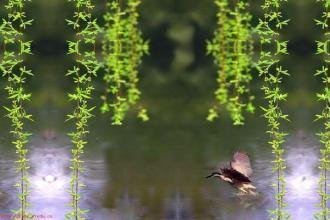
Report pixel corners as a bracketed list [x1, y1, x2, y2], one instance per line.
[66, 0, 100, 218]
[207, 0, 254, 125]
[314, 0, 330, 218]
[100, 0, 149, 125]
[0, 0, 33, 218]
[256, 0, 290, 219]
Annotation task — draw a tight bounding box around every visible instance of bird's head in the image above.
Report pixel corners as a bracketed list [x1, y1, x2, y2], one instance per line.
[205, 171, 223, 179]
[205, 170, 233, 183]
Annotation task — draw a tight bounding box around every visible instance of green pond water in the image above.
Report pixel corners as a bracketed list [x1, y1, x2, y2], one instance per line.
[0, 79, 324, 219]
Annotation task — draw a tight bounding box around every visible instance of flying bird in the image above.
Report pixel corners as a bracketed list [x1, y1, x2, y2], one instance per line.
[206, 151, 258, 196]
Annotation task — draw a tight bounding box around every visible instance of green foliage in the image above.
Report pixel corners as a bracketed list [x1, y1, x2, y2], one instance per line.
[0, 0, 33, 218]
[100, 0, 149, 125]
[66, 0, 101, 219]
[314, 0, 330, 219]
[255, 0, 290, 219]
[207, 0, 254, 125]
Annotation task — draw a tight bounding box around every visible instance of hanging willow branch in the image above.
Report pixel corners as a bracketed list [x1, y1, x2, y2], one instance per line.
[0, 0, 33, 218]
[256, 0, 290, 219]
[66, 0, 100, 218]
[100, 0, 149, 125]
[207, 0, 254, 125]
[314, 0, 330, 219]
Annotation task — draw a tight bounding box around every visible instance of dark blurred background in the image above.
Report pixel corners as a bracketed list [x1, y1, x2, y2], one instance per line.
[0, 0, 325, 128]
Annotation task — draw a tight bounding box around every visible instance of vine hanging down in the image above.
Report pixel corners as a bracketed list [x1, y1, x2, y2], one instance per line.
[100, 0, 149, 125]
[314, 0, 330, 218]
[0, 0, 33, 218]
[207, 0, 254, 125]
[66, 0, 101, 218]
[255, 0, 290, 219]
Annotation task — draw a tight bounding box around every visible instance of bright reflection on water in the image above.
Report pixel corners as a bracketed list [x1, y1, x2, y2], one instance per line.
[0, 130, 108, 219]
[285, 131, 320, 220]
[28, 132, 71, 218]
[0, 125, 322, 219]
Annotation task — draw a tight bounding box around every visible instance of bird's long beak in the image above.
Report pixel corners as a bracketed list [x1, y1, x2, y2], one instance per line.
[205, 172, 221, 178]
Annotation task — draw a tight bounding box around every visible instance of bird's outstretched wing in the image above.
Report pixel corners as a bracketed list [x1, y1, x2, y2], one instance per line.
[221, 168, 251, 183]
[230, 151, 253, 178]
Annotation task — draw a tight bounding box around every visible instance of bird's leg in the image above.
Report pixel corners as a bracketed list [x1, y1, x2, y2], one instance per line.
[243, 183, 257, 190]
[245, 184, 256, 190]
[238, 184, 258, 196]
[237, 187, 249, 196]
